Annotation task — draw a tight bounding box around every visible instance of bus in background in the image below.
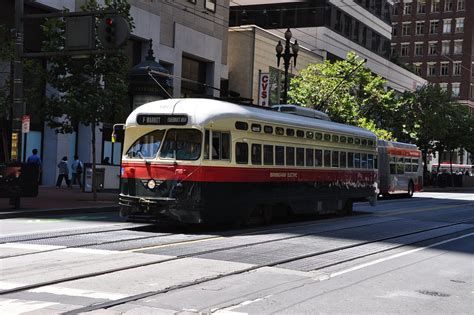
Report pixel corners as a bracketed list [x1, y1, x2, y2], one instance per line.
[431, 163, 473, 175]
[377, 140, 423, 197]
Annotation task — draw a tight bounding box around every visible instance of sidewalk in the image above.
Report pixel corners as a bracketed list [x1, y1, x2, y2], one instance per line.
[0, 185, 119, 219]
[422, 186, 474, 193]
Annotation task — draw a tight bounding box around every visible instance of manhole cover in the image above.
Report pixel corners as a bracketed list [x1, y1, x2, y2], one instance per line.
[417, 290, 450, 297]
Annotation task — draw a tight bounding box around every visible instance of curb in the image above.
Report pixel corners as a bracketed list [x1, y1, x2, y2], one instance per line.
[0, 205, 119, 219]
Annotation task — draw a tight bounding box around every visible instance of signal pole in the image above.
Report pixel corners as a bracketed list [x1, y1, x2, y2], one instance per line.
[11, 0, 24, 161]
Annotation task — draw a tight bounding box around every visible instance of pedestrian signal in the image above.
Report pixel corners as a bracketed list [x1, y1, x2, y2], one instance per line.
[98, 15, 130, 49]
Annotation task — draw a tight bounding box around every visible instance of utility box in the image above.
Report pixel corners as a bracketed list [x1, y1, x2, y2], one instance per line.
[84, 165, 105, 192]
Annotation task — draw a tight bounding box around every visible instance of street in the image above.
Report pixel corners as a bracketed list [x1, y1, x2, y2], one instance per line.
[0, 191, 473, 314]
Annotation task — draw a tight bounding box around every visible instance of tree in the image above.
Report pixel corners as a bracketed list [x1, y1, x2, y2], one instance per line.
[42, 0, 133, 199]
[288, 52, 397, 139]
[393, 84, 462, 175]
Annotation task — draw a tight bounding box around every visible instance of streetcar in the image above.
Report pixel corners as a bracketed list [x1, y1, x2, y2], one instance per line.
[117, 98, 378, 224]
[377, 140, 423, 197]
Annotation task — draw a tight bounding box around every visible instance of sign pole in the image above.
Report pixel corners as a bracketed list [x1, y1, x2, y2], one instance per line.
[11, 0, 24, 162]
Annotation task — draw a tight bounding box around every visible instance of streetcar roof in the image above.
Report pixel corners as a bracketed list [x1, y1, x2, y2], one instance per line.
[126, 98, 376, 138]
[377, 139, 419, 150]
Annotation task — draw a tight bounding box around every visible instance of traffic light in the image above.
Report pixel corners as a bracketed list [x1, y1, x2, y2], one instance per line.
[98, 15, 130, 49]
[104, 16, 116, 44]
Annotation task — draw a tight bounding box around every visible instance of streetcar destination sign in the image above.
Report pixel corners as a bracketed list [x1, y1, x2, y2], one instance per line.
[137, 114, 188, 125]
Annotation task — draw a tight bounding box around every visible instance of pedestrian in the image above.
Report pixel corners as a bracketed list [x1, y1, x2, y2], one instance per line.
[71, 155, 84, 189]
[27, 148, 42, 182]
[27, 149, 42, 167]
[56, 156, 71, 188]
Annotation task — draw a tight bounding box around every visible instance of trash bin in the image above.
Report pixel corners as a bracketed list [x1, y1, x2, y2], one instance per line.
[84, 166, 105, 192]
[0, 162, 39, 208]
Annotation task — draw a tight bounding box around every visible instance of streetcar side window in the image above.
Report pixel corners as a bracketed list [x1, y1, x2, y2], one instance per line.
[211, 131, 231, 160]
[286, 147, 295, 166]
[368, 154, 374, 169]
[332, 150, 339, 167]
[315, 149, 322, 167]
[275, 146, 285, 165]
[251, 144, 262, 165]
[126, 129, 165, 159]
[235, 121, 248, 130]
[235, 142, 248, 164]
[361, 153, 368, 168]
[324, 150, 331, 167]
[263, 145, 274, 165]
[276, 127, 284, 135]
[340, 151, 347, 168]
[315, 132, 323, 140]
[348, 152, 354, 168]
[204, 130, 210, 160]
[306, 148, 314, 167]
[286, 128, 295, 136]
[296, 130, 304, 138]
[296, 148, 305, 166]
[354, 153, 361, 168]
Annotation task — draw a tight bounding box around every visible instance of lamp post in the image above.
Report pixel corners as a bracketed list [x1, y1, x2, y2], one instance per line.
[275, 28, 299, 104]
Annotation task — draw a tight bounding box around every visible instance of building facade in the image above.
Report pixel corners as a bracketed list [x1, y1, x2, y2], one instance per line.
[0, 0, 229, 186]
[230, 0, 426, 94]
[228, 25, 324, 105]
[391, 0, 474, 112]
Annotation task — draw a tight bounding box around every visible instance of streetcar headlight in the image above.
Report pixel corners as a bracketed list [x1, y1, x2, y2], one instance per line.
[147, 179, 156, 190]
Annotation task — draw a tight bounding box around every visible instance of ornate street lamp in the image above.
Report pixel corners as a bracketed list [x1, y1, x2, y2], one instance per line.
[275, 28, 299, 104]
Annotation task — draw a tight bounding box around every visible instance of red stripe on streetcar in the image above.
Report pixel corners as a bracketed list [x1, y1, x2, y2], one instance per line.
[121, 162, 377, 183]
[386, 147, 421, 157]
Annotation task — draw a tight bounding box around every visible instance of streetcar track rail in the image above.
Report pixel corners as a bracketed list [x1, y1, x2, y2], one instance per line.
[1, 219, 472, 300]
[61, 221, 474, 314]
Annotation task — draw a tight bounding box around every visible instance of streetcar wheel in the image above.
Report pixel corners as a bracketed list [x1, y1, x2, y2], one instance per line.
[343, 199, 353, 215]
[407, 182, 414, 198]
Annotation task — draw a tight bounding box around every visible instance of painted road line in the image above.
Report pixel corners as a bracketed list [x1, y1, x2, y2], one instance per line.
[313, 232, 474, 281]
[29, 286, 128, 300]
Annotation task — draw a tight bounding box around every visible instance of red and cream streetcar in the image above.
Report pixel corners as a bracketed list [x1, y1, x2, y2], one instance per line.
[117, 98, 378, 224]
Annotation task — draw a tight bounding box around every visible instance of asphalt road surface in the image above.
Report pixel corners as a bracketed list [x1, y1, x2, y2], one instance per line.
[0, 191, 473, 314]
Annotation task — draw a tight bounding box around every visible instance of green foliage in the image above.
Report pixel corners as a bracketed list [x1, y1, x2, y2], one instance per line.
[42, 0, 133, 133]
[288, 52, 396, 139]
[0, 24, 13, 119]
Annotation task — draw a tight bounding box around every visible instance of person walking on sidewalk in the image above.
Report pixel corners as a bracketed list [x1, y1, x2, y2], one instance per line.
[27, 148, 42, 182]
[71, 155, 84, 189]
[56, 156, 71, 188]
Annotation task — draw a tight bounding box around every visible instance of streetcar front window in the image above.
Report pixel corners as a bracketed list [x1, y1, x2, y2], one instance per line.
[159, 129, 202, 160]
[126, 130, 165, 159]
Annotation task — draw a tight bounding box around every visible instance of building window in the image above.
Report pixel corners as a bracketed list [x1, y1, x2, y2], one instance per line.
[402, 22, 411, 36]
[417, 1, 426, 13]
[415, 21, 424, 35]
[455, 18, 464, 33]
[445, 0, 453, 12]
[431, 0, 440, 12]
[443, 19, 452, 33]
[413, 63, 422, 75]
[401, 43, 409, 56]
[429, 21, 438, 34]
[441, 41, 450, 55]
[440, 62, 449, 76]
[439, 83, 448, 92]
[428, 42, 437, 55]
[390, 44, 397, 57]
[457, 0, 465, 11]
[427, 63, 436, 76]
[392, 23, 398, 36]
[403, 2, 412, 14]
[205, 0, 216, 12]
[452, 83, 460, 97]
[453, 62, 461, 76]
[415, 43, 424, 55]
[454, 41, 463, 54]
